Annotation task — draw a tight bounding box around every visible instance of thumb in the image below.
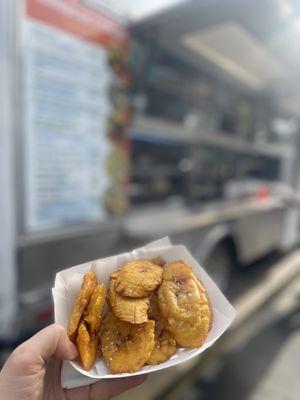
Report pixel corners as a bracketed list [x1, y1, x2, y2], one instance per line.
[22, 324, 78, 364]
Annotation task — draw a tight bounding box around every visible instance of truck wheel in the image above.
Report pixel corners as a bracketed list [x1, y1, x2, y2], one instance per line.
[204, 243, 234, 292]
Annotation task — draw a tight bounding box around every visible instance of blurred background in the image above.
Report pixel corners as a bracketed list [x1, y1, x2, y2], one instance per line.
[1, 0, 300, 398]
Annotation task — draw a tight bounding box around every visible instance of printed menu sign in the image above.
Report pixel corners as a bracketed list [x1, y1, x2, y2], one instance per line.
[24, 0, 129, 231]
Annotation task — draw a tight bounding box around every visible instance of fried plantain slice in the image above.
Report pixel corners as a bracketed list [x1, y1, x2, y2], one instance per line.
[148, 292, 161, 320]
[158, 261, 212, 348]
[101, 312, 155, 373]
[115, 259, 163, 298]
[148, 292, 169, 330]
[194, 275, 213, 331]
[147, 329, 176, 365]
[147, 293, 177, 365]
[68, 271, 98, 341]
[76, 321, 98, 371]
[150, 256, 166, 267]
[97, 333, 102, 357]
[162, 259, 192, 281]
[108, 273, 149, 324]
[84, 283, 106, 334]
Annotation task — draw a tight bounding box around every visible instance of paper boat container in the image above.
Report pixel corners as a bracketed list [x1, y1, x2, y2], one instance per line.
[53, 237, 235, 389]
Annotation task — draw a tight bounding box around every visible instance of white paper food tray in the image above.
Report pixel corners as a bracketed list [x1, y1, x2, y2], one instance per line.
[52, 237, 235, 389]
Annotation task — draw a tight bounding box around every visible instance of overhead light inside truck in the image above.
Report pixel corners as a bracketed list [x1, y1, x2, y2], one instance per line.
[81, 0, 186, 20]
[182, 22, 283, 90]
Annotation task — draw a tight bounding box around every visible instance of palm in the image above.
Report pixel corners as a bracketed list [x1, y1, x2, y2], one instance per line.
[44, 359, 145, 400]
[44, 359, 95, 399]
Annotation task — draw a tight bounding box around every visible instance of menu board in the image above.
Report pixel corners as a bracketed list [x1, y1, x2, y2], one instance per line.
[23, 0, 129, 231]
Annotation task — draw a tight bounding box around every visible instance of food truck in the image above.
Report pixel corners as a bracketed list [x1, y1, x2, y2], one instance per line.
[1, 0, 300, 343]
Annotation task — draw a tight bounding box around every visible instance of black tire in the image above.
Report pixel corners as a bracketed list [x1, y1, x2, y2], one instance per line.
[204, 241, 235, 292]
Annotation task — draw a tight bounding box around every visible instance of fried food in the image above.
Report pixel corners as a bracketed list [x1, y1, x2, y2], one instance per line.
[115, 259, 163, 298]
[158, 261, 212, 348]
[97, 334, 102, 357]
[151, 256, 166, 267]
[84, 283, 106, 334]
[147, 293, 176, 365]
[108, 273, 149, 324]
[147, 329, 176, 365]
[162, 259, 192, 281]
[68, 271, 98, 341]
[76, 321, 98, 371]
[68, 275, 106, 370]
[148, 292, 161, 320]
[101, 312, 155, 373]
[149, 293, 168, 332]
[68, 255, 214, 373]
[194, 276, 213, 331]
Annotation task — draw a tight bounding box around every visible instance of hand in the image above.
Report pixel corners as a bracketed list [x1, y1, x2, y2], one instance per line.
[0, 324, 146, 399]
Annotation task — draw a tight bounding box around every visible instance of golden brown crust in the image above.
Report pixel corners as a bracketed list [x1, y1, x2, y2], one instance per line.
[108, 273, 149, 324]
[162, 260, 192, 281]
[68, 272, 98, 341]
[147, 329, 176, 365]
[194, 274, 213, 331]
[101, 312, 155, 373]
[148, 293, 167, 330]
[76, 321, 98, 371]
[150, 256, 166, 267]
[158, 261, 212, 348]
[69, 258, 213, 372]
[115, 259, 163, 298]
[147, 293, 176, 364]
[148, 292, 161, 320]
[97, 332, 102, 358]
[84, 283, 106, 334]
